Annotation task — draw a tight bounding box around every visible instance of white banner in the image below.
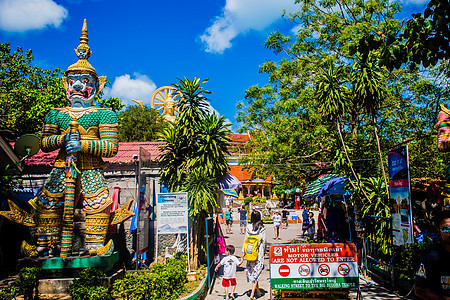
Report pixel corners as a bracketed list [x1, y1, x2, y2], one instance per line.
[157, 192, 188, 234]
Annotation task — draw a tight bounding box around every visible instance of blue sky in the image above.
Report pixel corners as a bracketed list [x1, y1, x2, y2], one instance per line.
[0, 0, 428, 132]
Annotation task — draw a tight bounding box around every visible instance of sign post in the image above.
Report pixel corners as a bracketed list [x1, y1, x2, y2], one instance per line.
[270, 244, 359, 290]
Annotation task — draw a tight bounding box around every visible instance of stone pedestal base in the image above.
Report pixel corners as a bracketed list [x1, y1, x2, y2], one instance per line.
[37, 268, 124, 295]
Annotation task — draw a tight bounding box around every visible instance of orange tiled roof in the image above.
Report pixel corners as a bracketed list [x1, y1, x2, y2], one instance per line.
[229, 165, 251, 181]
[228, 133, 250, 144]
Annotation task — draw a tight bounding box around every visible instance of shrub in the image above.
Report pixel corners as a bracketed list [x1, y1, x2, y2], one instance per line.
[0, 285, 19, 300]
[393, 239, 439, 279]
[69, 268, 111, 300]
[244, 197, 253, 205]
[112, 272, 148, 300]
[18, 267, 40, 300]
[112, 256, 187, 300]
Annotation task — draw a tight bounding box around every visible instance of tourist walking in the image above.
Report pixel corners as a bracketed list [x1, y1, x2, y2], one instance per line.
[240, 210, 266, 299]
[302, 206, 310, 236]
[225, 208, 233, 234]
[272, 211, 281, 240]
[281, 207, 289, 229]
[239, 205, 247, 235]
[215, 245, 240, 300]
[306, 212, 315, 240]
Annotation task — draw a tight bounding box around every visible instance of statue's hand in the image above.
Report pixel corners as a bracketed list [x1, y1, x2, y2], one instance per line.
[65, 132, 81, 154]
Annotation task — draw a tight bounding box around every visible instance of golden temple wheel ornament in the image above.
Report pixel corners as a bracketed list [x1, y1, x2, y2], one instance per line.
[151, 86, 182, 122]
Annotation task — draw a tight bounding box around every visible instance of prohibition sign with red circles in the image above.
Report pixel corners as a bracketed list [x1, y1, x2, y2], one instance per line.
[338, 263, 351, 276]
[318, 264, 330, 276]
[298, 264, 311, 276]
[279, 265, 291, 277]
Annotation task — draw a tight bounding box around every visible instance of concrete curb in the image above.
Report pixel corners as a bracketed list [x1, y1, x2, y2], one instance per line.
[178, 277, 208, 300]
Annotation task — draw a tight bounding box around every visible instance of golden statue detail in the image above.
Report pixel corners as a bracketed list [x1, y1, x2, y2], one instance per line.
[0, 20, 134, 257]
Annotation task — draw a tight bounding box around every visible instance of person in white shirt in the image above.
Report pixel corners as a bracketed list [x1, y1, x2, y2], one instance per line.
[215, 244, 241, 300]
[272, 211, 282, 240]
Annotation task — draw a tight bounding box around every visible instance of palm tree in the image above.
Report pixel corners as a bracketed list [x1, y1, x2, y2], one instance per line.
[315, 64, 372, 202]
[158, 77, 231, 267]
[352, 57, 390, 198]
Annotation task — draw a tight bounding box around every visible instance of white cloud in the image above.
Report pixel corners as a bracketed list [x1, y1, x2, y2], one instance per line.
[103, 73, 157, 106]
[291, 24, 302, 35]
[0, 0, 68, 32]
[200, 0, 297, 54]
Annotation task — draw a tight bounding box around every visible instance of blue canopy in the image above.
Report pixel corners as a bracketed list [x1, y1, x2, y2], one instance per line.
[302, 174, 339, 197]
[218, 172, 242, 190]
[317, 176, 353, 198]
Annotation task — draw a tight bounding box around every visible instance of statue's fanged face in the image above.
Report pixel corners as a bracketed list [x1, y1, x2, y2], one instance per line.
[66, 73, 98, 108]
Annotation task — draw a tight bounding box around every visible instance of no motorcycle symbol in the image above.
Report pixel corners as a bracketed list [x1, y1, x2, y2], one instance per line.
[318, 264, 330, 276]
[298, 264, 310, 276]
[338, 263, 351, 276]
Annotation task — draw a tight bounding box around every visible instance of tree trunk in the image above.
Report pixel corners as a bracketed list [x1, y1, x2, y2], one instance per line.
[196, 216, 207, 265]
[371, 114, 390, 198]
[189, 217, 197, 270]
[336, 119, 372, 203]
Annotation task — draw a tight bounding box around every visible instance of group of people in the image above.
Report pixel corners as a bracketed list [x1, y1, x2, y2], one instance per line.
[225, 205, 249, 235]
[216, 209, 265, 300]
[219, 205, 317, 299]
[219, 201, 450, 300]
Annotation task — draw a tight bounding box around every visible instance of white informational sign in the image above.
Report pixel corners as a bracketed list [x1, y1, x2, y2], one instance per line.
[157, 192, 188, 234]
[270, 244, 359, 289]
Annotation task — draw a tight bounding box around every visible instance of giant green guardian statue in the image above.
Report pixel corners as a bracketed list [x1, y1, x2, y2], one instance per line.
[0, 20, 133, 257]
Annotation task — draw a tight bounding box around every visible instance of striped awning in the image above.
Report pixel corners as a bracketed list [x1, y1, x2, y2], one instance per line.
[221, 189, 238, 198]
[302, 174, 339, 197]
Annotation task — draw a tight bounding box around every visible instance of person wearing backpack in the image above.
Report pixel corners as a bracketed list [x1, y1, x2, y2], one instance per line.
[239, 210, 266, 299]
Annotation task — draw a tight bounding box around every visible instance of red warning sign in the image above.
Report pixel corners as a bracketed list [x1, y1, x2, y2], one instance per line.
[298, 264, 310, 276]
[318, 264, 330, 276]
[338, 263, 350, 276]
[279, 265, 290, 277]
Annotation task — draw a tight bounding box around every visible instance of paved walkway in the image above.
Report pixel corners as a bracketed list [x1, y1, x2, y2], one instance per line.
[206, 217, 410, 300]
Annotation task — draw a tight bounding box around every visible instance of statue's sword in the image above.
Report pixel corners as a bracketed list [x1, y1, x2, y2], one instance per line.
[60, 119, 80, 257]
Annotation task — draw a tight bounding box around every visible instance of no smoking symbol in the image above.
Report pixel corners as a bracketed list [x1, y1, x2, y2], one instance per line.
[338, 263, 350, 276]
[298, 264, 310, 276]
[318, 264, 330, 276]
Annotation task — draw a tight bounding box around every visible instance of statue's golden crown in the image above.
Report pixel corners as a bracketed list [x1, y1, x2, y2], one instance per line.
[66, 19, 98, 78]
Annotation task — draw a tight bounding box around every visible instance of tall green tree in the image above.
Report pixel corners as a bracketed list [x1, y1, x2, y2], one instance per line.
[158, 77, 230, 267]
[118, 105, 167, 142]
[237, 0, 445, 187]
[352, 57, 391, 196]
[315, 65, 371, 199]
[0, 43, 66, 139]
[96, 96, 125, 113]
